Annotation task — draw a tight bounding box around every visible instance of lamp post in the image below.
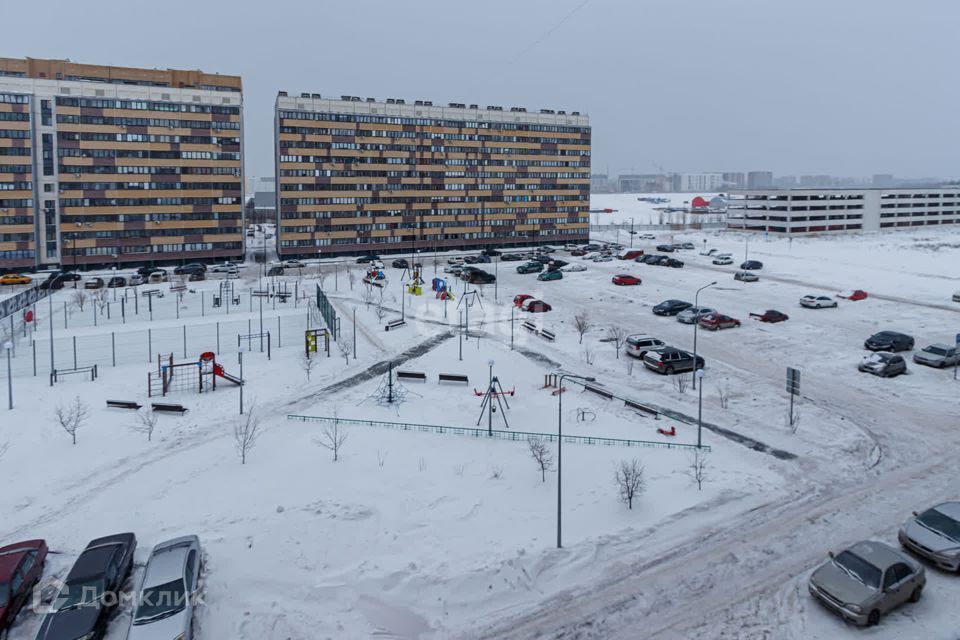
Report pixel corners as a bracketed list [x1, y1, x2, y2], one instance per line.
[557, 372, 595, 548]
[487, 359, 495, 436]
[238, 347, 245, 415]
[629, 217, 635, 248]
[696, 368, 705, 448]
[692, 281, 717, 390]
[4, 341, 12, 410]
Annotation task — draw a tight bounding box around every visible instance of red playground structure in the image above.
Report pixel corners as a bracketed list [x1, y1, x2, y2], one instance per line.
[149, 351, 243, 397]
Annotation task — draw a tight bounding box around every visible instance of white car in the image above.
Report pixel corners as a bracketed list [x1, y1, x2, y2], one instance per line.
[128, 274, 145, 286]
[700, 248, 718, 256]
[591, 255, 613, 263]
[127, 536, 201, 640]
[639, 233, 656, 240]
[563, 244, 580, 251]
[209, 261, 240, 273]
[712, 256, 734, 265]
[560, 263, 587, 273]
[734, 270, 759, 282]
[677, 306, 715, 324]
[581, 252, 600, 260]
[800, 294, 838, 309]
[281, 259, 305, 269]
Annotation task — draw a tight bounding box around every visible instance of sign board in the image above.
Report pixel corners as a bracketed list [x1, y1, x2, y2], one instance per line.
[0, 285, 49, 321]
[786, 367, 801, 395]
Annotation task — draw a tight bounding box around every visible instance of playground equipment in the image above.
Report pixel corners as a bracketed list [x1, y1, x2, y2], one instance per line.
[657, 426, 677, 437]
[432, 277, 455, 301]
[363, 267, 387, 287]
[147, 351, 243, 397]
[476, 370, 512, 431]
[50, 364, 98, 385]
[360, 362, 420, 409]
[405, 268, 424, 295]
[304, 328, 331, 358]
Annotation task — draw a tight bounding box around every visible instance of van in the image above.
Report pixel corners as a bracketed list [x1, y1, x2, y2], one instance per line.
[617, 249, 644, 260]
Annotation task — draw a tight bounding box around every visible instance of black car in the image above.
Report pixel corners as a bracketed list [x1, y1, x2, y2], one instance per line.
[500, 253, 523, 262]
[355, 254, 380, 264]
[137, 266, 166, 278]
[864, 331, 914, 352]
[740, 260, 763, 270]
[173, 263, 206, 275]
[517, 262, 544, 274]
[665, 258, 684, 268]
[637, 254, 658, 264]
[548, 259, 569, 269]
[653, 299, 693, 316]
[46, 270, 82, 282]
[650, 255, 671, 265]
[474, 254, 491, 264]
[107, 276, 126, 288]
[36, 533, 136, 640]
[481, 248, 502, 257]
[655, 244, 675, 253]
[532, 254, 552, 264]
[642, 347, 705, 374]
[467, 271, 496, 284]
[392, 258, 409, 269]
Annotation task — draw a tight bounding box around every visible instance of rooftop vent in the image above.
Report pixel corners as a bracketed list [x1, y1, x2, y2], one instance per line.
[510, 107, 527, 113]
[278, 91, 288, 97]
[486, 105, 503, 111]
[301, 92, 310, 98]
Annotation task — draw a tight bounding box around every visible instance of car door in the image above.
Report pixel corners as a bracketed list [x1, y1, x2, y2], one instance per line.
[880, 563, 912, 611]
[9, 564, 25, 613]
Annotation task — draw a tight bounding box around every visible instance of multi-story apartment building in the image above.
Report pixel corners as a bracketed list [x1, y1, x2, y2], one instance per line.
[726, 187, 960, 234]
[680, 172, 724, 192]
[0, 57, 243, 271]
[746, 171, 773, 189]
[274, 94, 590, 258]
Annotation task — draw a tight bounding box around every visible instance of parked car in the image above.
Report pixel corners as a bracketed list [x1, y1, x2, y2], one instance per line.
[522, 299, 552, 313]
[618, 250, 644, 260]
[700, 248, 718, 256]
[625, 335, 665, 359]
[0, 274, 31, 286]
[188, 272, 206, 282]
[677, 306, 715, 324]
[173, 263, 206, 276]
[639, 254, 661, 264]
[266, 265, 284, 277]
[513, 294, 534, 308]
[0, 539, 48, 633]
[356, 254, 381, 264]
[664, 258, 684, 268]
[678, 242, 695, 250]
[570, 249, 587, 256]
[127, 536, 201, 640]
[463, 255, 480, 264]
[560, 263, 586, 273]
[500, 253, 523, 262]
[147, 271, 167, 284]
[839, 289, 869, 301]
[865, 331, 914, 352]
[481, 248, 502, 257]
[639, 233, 656, 240]
[734, 270, 759, 282]
[537, 269, 563, 282]
[138, 266, 166, 278]
[612, 274, 641, 286]
[36, 533, 137, 640]
[642, 347, 704, 374]
[800, 295, 838, 309]
[209, 262, 240, 273]
[39, 277, 65, 290]
[899, 501, 960, 572]
[84, 277, 105, 289]
[749, 309, 789, 323]
[468, 271, 497, 284]
[538, 246, 557, 254]
[282, 259, 305, 269]
[859, 352, 908, 377]
[713, 256, 734, 265]
[391, 258, 409, 269]
[517, 261, 544, 274]
[107, 276, 127, 288]
[128, 274, 145, 286]
[913, 344, 960, 368]
[443, 264, 464, 275]
[547, 259, 569, 269]
[532, 254, 553, 264]
[655, 244, 675, 252]
[649, 255, 671, 266]
[591, 255, 614, 263]
[808, 540, 924, 627]
[740, 260, 763, 270]
[699, 313, 741, 330]
[473, 254, 492, 264]
[653, 299, 692, 316]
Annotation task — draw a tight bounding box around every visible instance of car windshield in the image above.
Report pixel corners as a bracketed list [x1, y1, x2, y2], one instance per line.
[917, 508, 960, 543]
[133, 579, 187, 623]
[832, 551, 881, 589]
[923, 346, 950, 356]
[0, 582, 8, 607]
[873, 332, 896, 340]
[54, 578, 107, 611]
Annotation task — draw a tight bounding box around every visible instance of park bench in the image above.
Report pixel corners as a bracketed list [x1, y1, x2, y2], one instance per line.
[624, 398, 659, 418]
[151, 402, 188, 414]
[539, 328, 556, 342]
[396, 370, 426, 382]
[438, 373, 469, 384]
[521, 320, 538, 333]
[584, 383, 614, 400]
[385, 319, 406, 331]
[106, 400, 142, 410]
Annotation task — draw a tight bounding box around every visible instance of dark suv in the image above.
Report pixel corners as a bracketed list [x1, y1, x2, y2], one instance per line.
[173, 262, 206, 276]
[864, 331, 914, 352]
[653, 299, 692, 316]
[642, 347, 705, 374]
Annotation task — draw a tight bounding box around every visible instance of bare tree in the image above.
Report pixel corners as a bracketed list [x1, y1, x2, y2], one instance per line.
[687, 449, 709, 490]
[376, 449, 387, 468]
[607, 325, 627, 359]
[717, 382, 730, 409]
[673, 374, 689, 394]
[361, 283, 376, 309]
[613, 459, 646, 510]
[54, 396, 89, 445]
[347, 268, 357, 291]
[625, 357, 635, 376]
[71, 290, 88, 312]
[527, 437, 554, 482]
[337, 339, 353, 365]
[234, 406, 261, 464]
[300, 352, 318, 381]
[582, 346, 595, 365]
[316, 418, 348, 462]
[375, 289, 388, 322]
[573, 311, 591, 344]
[93, 288, 109, 311]
[130, 409, 159, 442]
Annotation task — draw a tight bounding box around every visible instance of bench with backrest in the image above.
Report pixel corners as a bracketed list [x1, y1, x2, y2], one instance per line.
[385, 319, 406, 331]
[539, 328, 556, 342]
[151, 402, 188, 414]
[624, 398, 659, 418]
[438, 373, 469, 384]
[584, 383, 614, 400]
[106, 400, 142, 410]
[396, 370, 426, 382]
[521, 320, 538, 333]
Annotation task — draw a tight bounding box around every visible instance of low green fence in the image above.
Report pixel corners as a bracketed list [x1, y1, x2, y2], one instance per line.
[286, 414, 709, 451]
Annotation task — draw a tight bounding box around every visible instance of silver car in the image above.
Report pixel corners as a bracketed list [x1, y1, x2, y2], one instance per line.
[800, 294, 838, 309]
[912, 344, 960, 368]
[808, 540, 925, 626]
[127, 536, 202, 640]
[899, 501, 960, 572]
[676, 306, 715, 324]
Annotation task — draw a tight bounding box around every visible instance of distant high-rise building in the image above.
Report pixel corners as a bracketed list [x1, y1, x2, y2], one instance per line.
[747, 171, 773, 189]
[774, 175, 798, 188]
[617, 174, 666, 192]
[591, 173, 612, 193]
[680, 172, 724, 192]
[722, 172, 745, 189]
[872, 174, 895, 188]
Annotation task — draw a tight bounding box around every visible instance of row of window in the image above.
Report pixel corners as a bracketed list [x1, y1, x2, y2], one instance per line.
[0, 94, 29, 104]
[0, 250, 34, 259]
[61, 212, 241, 223]
[0, 182, 31, 190]
[277, 154, 587, 168]
[0, 198, 31, 207]
[58, 181, 241, 192]
[0, 216, 32, 224]
[0, 233, 34, 241]
[0, 129, 30, 139]
[280, 141, 587, 156]
[880, 202, 958, 208]
[0, 166, 32, 174]
[279, 125, 586, 146]
[283, 217, 578, 233]
[64, 227, 241, 239]
[279, 227, 582, 249]
[59, 165, 240, 176]
[280, 182, 582, 193]
[281, 194, 584, 206]
[278, 110, 589, 134]
[279, 169, 587, 180]
[880, 211, 958, 218]
[0, 112, 29, 122]
[278, 205, 584, 220]
[58, 132, 239, 145]
[57, 148, 240, 161]
[880, 220, 957, 227]
[60, 196, 241, 207]
[56, 115, 240, 130]
[57, 97, 240, 115]
[0, 147, 31, 156]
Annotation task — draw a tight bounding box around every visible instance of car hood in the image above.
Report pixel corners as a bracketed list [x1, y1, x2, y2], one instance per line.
[811, 562, 875, 606]
[35, 603, 101, 640]
[903, 520, 960, 554]
[127, 608, 189, 640]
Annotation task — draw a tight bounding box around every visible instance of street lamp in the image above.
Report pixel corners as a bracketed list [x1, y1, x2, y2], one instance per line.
[692, 281, 717, 390]
[696, 368, 705, 448]
[557, 372, 595, 548]
[238, 346, 245, 415]
[4, 341, 12, 409]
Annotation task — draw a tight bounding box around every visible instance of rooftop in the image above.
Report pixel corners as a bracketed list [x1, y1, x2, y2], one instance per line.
[0, 57, 241, 92]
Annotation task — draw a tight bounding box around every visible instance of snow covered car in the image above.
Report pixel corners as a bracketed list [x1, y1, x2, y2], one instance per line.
[676, 306, 715, 324]
[700, 248, 718, 256]
[282, 259, 305, 269]
[560, 263, 587, 273]
[591, 255, 613, 263]
[858, 352, 907, 377]
[899, 501, 960, 572]
[712, 256, 734, 265]
[800, 295, 837, 309]
[127, 536, 201, 640]
[838, 289, 869, 301]
[209, 262, 240, 273]
[734, 270, 758, 282]
[953, 291, 960, 303]
[808, 540, 924, 627]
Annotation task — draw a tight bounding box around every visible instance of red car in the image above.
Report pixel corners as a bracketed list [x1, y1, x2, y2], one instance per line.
[523, 299, 552, 313]
[838, 289, 868, 301]
[612, 274, 641, 286]
[0, 539, 47, 632]
[749, 309, 789, 323]
[513, 294, 534, 308]
[570, 249, 587, 256]
[698, 312, 741, 330]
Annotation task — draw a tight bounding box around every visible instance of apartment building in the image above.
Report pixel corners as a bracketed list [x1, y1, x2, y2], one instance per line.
[726, 187, 960, 234]
[0, 57, 243, 271]
[274, 94, 590, 258]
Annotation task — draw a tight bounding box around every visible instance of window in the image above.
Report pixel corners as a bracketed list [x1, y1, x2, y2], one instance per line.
[186, 550, 197, 590]
[10, 569, 23, 595]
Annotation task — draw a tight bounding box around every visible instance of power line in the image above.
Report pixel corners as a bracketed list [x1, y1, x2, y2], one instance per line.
[509, 0, 594, 63]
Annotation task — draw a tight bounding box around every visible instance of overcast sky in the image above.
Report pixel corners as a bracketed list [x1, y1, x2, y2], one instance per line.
[4, 0, 957, 181]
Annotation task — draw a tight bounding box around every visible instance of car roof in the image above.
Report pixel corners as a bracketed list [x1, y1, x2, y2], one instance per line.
[847, 541, 906, 570]
[67, 544, 122, 581]
[0, 540, 42, 575]
[926, 343, 953, 350]
[143, 541, 193, 586]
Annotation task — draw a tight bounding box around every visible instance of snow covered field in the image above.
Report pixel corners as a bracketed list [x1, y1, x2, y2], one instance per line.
[2, 219, 960, 639]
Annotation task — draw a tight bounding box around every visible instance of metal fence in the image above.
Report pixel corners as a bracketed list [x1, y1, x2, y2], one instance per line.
[316, 285, 340, 340]
[287, 414, 709, 451]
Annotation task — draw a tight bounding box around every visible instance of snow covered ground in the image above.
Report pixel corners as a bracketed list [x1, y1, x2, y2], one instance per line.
[1, 219, 959, 639]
